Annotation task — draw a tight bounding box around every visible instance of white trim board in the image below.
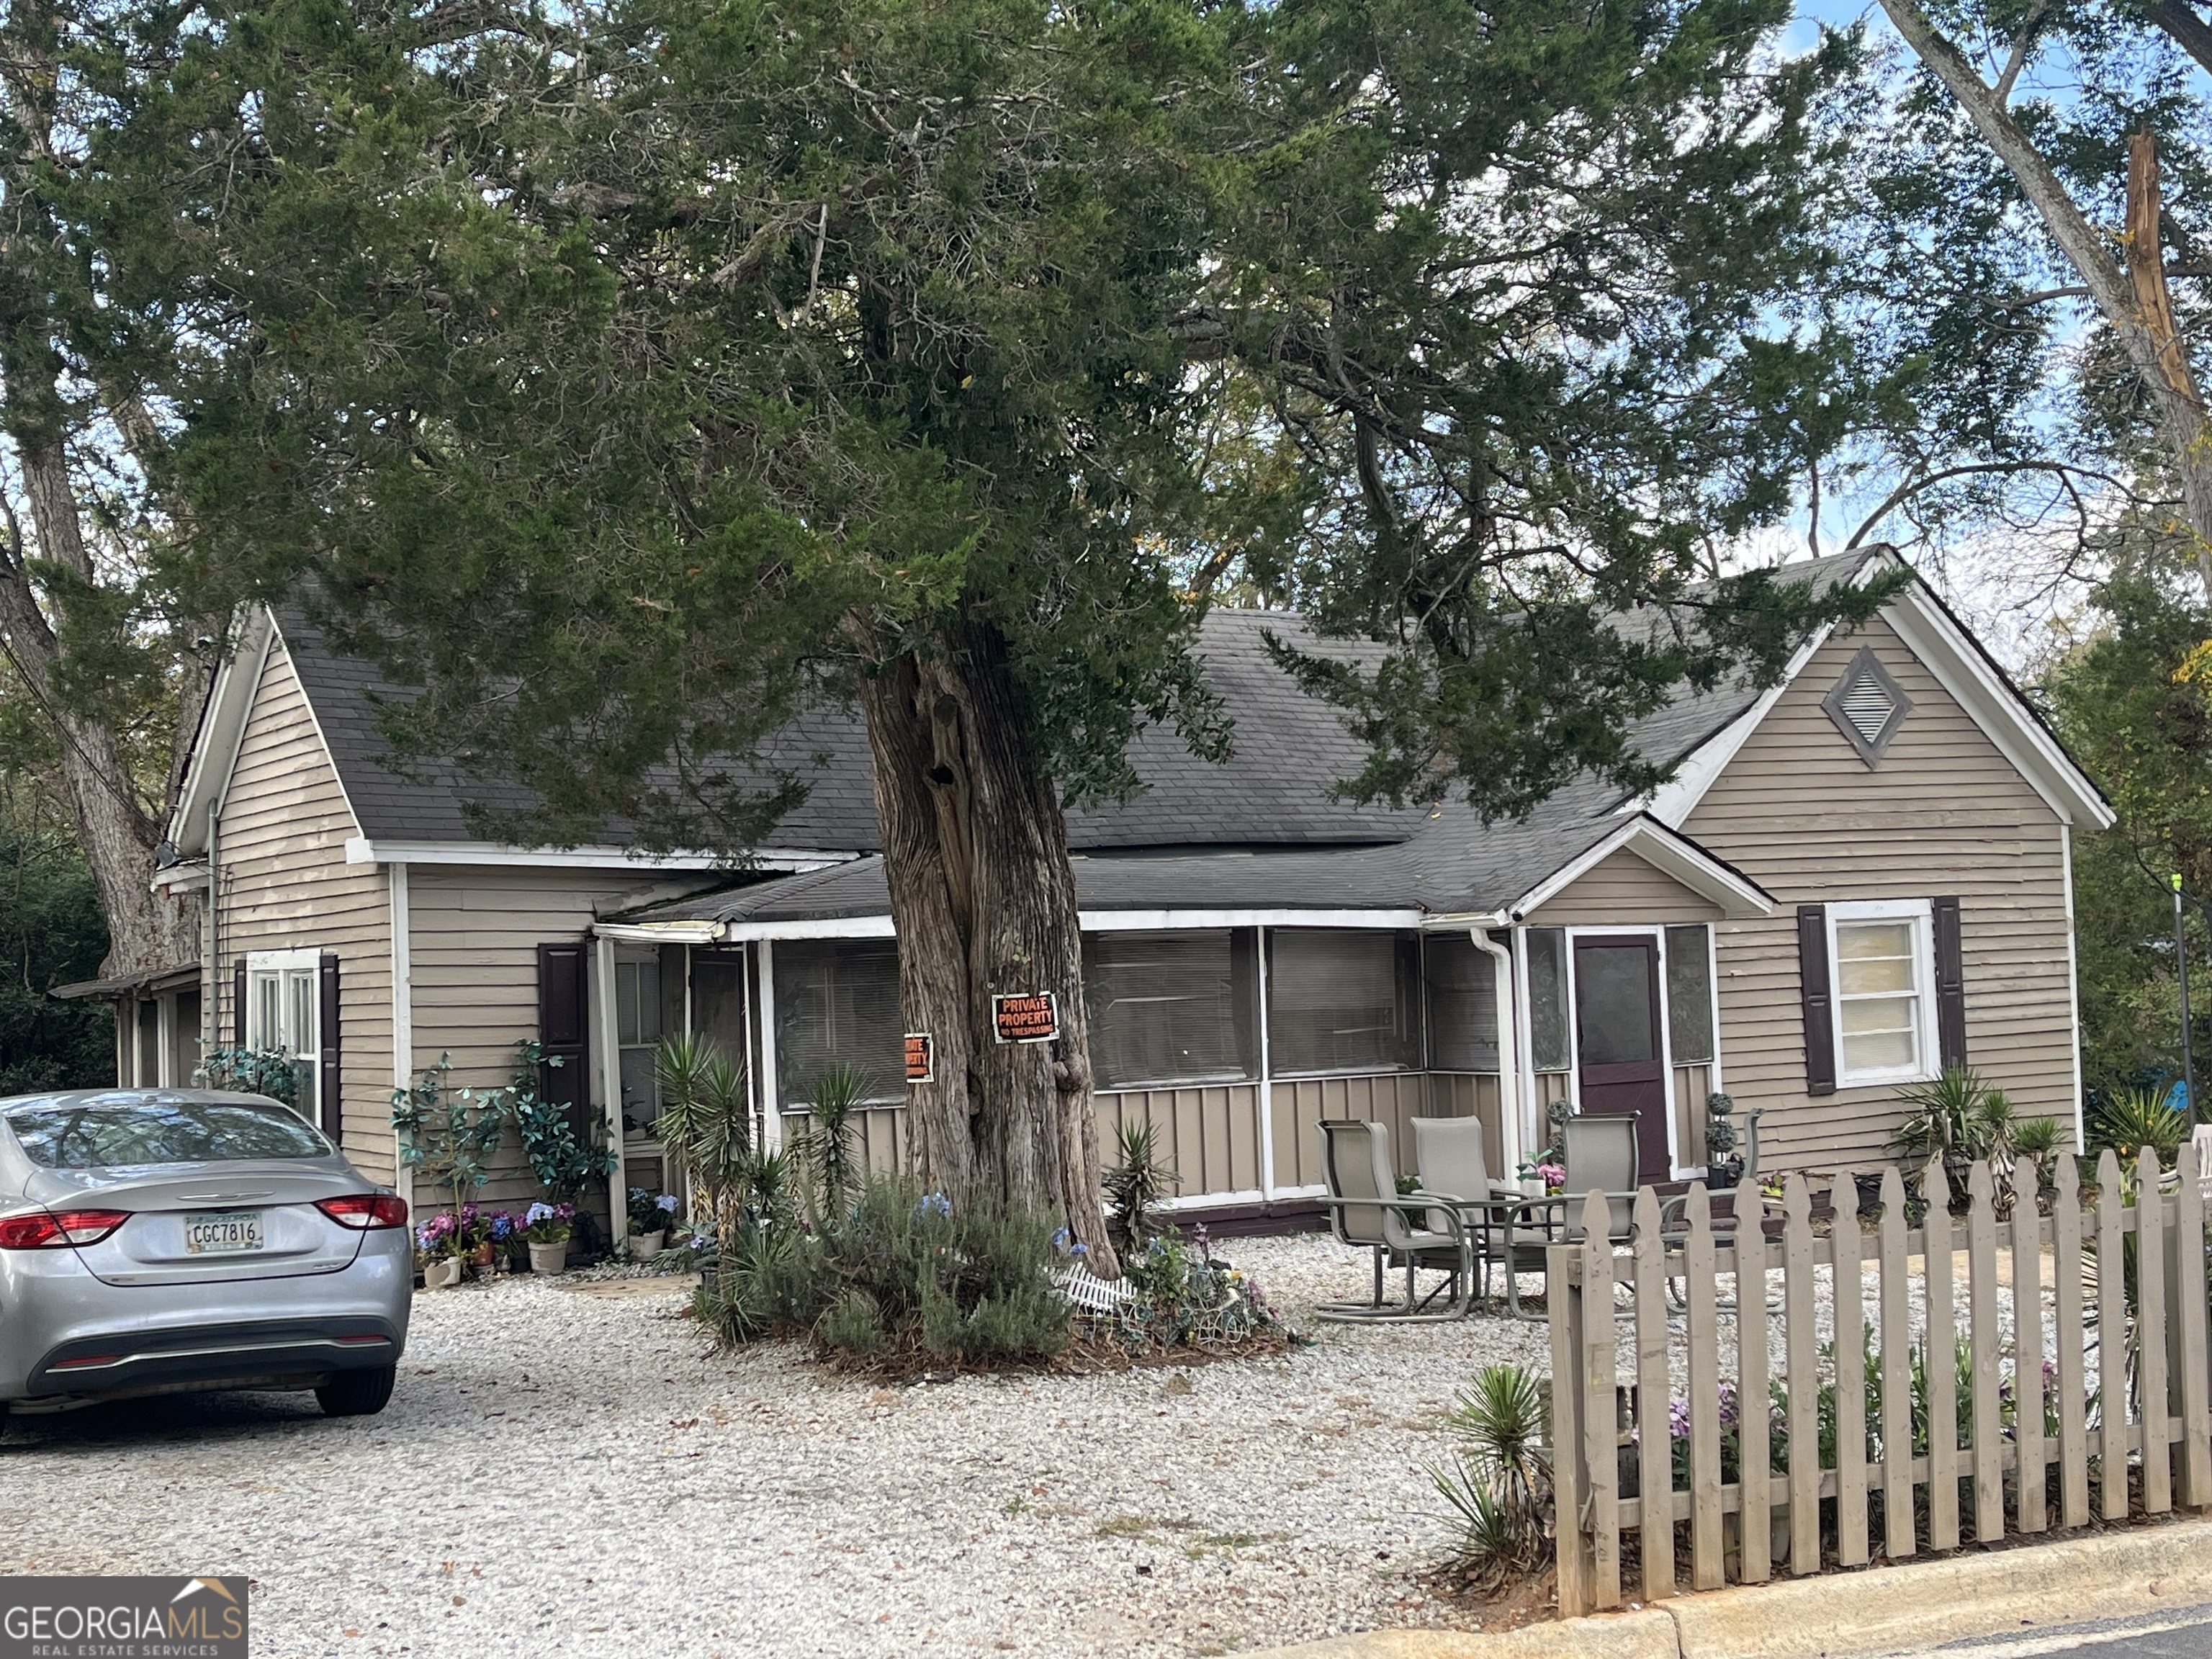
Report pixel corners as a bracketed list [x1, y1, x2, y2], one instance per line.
[343, 838, 852, 873]
[1508, 814, 1772, 921]
[167, 607, 276, 858]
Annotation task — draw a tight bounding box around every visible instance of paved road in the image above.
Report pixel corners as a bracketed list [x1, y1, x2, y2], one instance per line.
[1921, 1606, 2212, 1659]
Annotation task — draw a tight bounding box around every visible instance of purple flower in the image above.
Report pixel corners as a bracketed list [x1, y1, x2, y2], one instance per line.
[1668, 1398, 1691, 1441]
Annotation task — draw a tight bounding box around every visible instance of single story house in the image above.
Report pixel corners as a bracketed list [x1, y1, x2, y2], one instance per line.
[71, 547, 2111, 1225]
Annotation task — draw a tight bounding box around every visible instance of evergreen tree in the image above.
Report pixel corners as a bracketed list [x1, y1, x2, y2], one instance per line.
[168, 0, 1894, 1262]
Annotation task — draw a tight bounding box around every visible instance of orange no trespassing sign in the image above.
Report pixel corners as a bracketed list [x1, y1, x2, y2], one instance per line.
[904, 1032, 933, 1084]
[992, 992, 1060, 1046]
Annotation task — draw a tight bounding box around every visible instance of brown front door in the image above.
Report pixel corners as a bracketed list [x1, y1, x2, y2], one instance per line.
[1573, 935, 1671, 1184]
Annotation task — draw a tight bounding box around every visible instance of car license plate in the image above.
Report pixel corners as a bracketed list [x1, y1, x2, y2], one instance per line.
[183, 1210, 265, 1254]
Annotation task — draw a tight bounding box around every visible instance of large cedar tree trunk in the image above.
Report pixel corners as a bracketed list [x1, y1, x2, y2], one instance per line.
[859, 621, 1121, 1278]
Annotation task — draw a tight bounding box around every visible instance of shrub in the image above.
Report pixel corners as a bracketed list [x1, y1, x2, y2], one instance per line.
[655, 1035, 753, 1256]
[197, 1046, 300, 1108]
[694, 1174, 1071, 1367]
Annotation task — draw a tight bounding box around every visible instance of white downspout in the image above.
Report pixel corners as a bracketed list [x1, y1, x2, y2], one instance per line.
[204, 795, 223, 1063]
[595, 932, 627, 1218]
[1471, 927, 1521, 1178]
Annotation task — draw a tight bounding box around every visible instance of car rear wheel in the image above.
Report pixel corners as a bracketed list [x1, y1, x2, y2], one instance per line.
[315, 1365, 395, 1418]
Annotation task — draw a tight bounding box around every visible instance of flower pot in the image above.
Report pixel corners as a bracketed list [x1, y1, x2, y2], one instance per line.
[471, 1241, 496, 1268]
[422, 1256, 464, 1290]
[528, 1240, 569, 1277]
[627, 1230, 665, 1262]
[1705, 1164, 1737, 1190]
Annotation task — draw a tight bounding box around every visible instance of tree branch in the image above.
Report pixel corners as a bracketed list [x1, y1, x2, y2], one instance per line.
[2138, 0, 2212, 79]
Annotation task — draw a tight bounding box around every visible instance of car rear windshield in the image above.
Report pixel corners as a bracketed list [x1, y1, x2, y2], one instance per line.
[3, 1097, 331, 1168]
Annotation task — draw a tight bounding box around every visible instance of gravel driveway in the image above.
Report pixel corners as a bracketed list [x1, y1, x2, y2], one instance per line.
[0, 1234, 1546, 1659]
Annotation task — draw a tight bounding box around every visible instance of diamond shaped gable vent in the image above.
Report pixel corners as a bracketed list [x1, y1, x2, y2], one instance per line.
[1820, 645, 1912, 767]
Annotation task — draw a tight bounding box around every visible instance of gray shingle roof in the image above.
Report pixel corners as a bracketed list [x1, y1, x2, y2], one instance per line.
[283, 549, 1884, 909]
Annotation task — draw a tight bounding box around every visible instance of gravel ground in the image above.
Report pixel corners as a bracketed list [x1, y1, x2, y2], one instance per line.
[0, 1235, 1548, 1659]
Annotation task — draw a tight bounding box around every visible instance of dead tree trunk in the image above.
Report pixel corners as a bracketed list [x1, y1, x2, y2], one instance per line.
[1881, 0, 2212, 601]
[859, 620, 1120, 1277]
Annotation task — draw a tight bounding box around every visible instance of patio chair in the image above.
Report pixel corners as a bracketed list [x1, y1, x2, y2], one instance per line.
[1560, 1115, 1641, 1245]
[1316, 1118, 1473, 1322]
[1409, 1114, 1530, 1312]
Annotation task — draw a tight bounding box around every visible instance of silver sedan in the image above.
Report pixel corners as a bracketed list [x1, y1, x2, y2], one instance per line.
[0, 1088, 412, 1423]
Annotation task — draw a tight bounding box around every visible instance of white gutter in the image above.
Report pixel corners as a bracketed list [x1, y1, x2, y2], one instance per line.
[1470, 927, 1522, 1178]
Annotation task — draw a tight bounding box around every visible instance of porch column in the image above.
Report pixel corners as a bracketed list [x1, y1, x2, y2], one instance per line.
[594, 932, 627, 1220]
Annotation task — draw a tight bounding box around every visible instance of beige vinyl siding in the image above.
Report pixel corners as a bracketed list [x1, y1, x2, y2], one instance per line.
[211, 640, 396, 1178]
[1525, 849, 1724, 927]
[406, 865, 697, 1211]
[1683, 616, 2074, 1172]
[1098, 1084, 1266, 1197]
[1269, 1071, 1502, 1190]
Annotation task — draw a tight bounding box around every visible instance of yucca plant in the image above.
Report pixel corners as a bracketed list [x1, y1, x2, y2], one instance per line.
[1431, 1363, 1552, 1591]
[1892, 1068, 2016, 1210]
[793, 1064, 868, 1218]
[655, 1034, 754, 1257]
[2010, 1115, 2067, 1213]
[1102, 1120, 1179, 1251]
[2087, 1087, 2186, 1172]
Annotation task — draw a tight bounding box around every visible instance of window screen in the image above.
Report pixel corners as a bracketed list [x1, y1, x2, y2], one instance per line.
[1267, 929, 1421, 1076]
[1527, 928, 1570, 1072]
[775, 939, 904, 1108]
[1084, 930, 1256, 1090]
[615, 953, 663, 1132]
[1665, 925, 1715, 1064]
[1425, 934, 1500, 1071]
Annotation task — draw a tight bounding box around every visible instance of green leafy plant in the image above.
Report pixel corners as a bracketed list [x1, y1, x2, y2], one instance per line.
[196, 1046, 301, 1109]
[1100, 1228, 1283, 1352]
[1103, 1120, 1180, 1251]
[500, 1040, 617, 1207]
[390, 1053, 506, 1223]
[1431, 1363, 1552, 1591]
[628, 1185, 678, 1238]
[1892, 1067, 2019, 1210]
[2010, 1115, 2068, 1210]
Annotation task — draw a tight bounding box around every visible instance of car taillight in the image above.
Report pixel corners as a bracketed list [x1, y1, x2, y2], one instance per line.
[0, 1209, 131, 1249]
[316, 1193, 408, 1231]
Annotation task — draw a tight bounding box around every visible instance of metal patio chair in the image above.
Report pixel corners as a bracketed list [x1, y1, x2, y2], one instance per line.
[1410, 1113, 1530, 1313]
[1317, 1118, 1473, 1323]
[1560, 1115, 1641, 1245]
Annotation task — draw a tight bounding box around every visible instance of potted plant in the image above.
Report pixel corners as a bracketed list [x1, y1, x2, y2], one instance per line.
[503, 1041, 619, 1261]
[416, 1213, 464, 1289]
[487, 1209, 523, 1272]
[523, 1201, 575, 1277]
[627, 1187, 678, 1259]
[1704, 1092, 1740, 1189]
[457, 1202, 498, 1269]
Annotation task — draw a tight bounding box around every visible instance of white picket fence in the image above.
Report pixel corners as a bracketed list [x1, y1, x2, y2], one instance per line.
[1547, 1146, 2212, 1615]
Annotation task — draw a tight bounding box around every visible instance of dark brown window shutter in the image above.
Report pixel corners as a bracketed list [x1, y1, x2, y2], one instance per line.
[537, 943, 591, 1138]
[1933, 896, 1967, 1072]
[232, 958, 247, 1048]
[319, 953, 342, 1143]
[1797, 904, 1836, 1096]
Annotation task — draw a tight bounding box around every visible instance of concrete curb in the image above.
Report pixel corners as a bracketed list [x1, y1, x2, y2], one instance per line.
[1249, 1517, 2212, 1659]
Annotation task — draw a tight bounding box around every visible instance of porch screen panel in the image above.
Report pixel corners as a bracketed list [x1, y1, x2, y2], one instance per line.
[1267, 929, 1421, 1076]
[1084, 929, 1256, 1089]
[1527, 928, 1570, 1072]
[775, 939, 904, 1108]
[691, 950, 748, 1070]
[1424, 934, 1499, 1071]
[1665, 925, 1715, 1064]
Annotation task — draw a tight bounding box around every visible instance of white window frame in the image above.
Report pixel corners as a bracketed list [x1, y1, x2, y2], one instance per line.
[243, 948, 321, 1059]
[1825, 899, 1939, 1089]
